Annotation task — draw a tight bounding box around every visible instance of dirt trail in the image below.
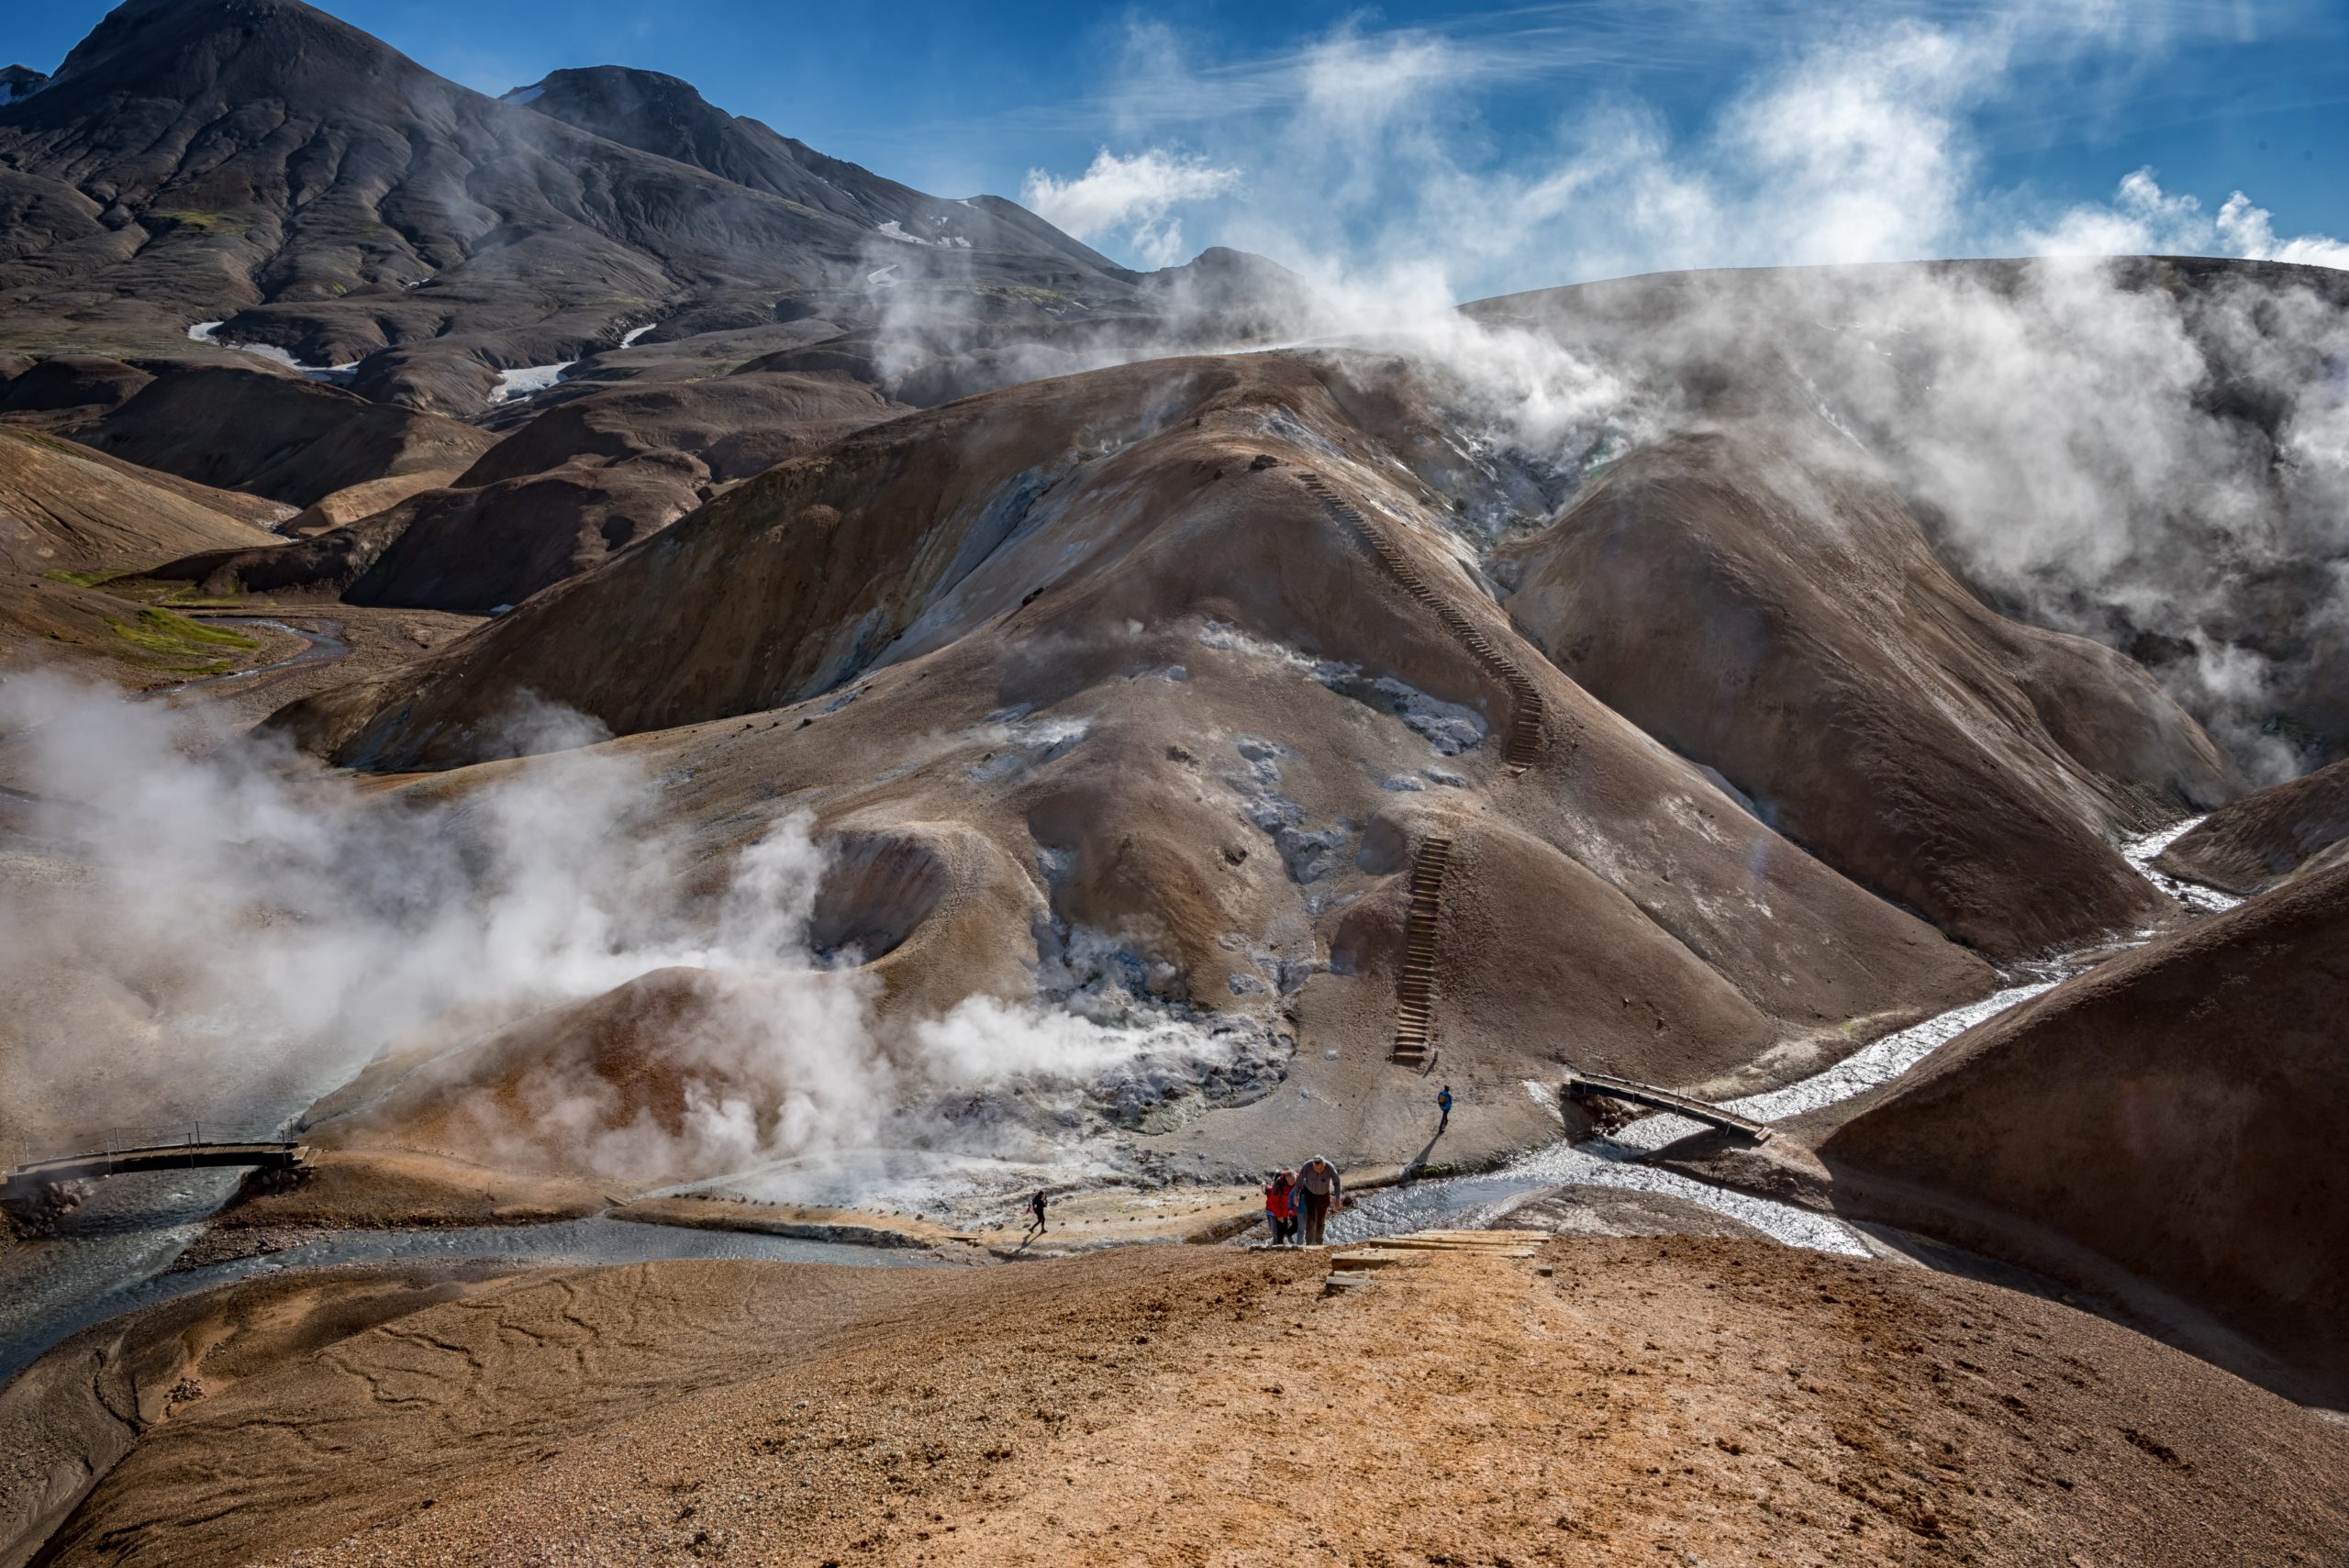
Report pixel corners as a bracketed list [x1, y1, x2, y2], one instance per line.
[924, 1242, 2349, 1566]
[29, 1238, 2345, 1567]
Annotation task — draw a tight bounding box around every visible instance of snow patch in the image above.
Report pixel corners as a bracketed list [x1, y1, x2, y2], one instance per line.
[186, 323, 359, 384]
[500, 83, 545, 106]
[874, 220, 929, 246]
[491, 361, 575, 405]
[1335, 1137, 1870, 1256]
[619, 324, 657, 349]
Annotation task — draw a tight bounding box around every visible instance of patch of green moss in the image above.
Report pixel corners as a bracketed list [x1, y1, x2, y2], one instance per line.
[42, 568, 121, 588]
[106, 606, 256, 663]
[963, 284, 1085, 313]
[6, 428, 83, 457]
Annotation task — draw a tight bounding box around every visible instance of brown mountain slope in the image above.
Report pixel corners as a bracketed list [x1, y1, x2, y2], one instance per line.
[1817, 858, 2349, 1406]
[72, 365, 495, 507]
[2155, 758, 2349, 895]
[0, 425, 280, 573]
[150, 458, 702, 613]
[0, 424, 287, 682]
[278, 472, 461, 539]
[1499, 429, 2234, 956]
[138, 370, 907, 612]
[455, 371, 906, 488]
[243, 349, 2247, 1180]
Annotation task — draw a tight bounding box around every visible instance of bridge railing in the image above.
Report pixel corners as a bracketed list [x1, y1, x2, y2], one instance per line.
[5, 1123, 277, 1172]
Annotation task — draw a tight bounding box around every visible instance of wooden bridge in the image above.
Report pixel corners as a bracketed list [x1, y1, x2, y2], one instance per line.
[3, 1129, 308, 1210]
[1563, 1070, 1773, 1142]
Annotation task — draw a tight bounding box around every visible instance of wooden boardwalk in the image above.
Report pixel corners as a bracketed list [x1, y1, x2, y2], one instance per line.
[1563, 1070, 1773, 1142]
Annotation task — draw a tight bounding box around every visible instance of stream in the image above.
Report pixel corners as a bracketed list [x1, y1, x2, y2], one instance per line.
[142, 615, 351, 696]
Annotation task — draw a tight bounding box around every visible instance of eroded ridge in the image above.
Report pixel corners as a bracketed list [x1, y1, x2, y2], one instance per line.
[1296, 470, 1545, 772]
[1394, 833, 1453, 1065]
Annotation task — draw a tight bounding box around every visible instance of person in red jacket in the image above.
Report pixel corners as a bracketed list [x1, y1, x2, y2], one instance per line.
[1264, 1169, 1299, 1245]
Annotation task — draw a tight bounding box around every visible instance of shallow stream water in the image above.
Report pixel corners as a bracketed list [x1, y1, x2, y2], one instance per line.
[142, 616, 351, 696]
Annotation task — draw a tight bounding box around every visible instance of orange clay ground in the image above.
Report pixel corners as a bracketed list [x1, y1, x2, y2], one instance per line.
[24, 1234, 2347, 1567]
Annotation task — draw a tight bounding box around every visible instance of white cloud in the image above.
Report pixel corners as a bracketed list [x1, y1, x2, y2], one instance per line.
[1020, 147, 1241, 267]
[1019, 7, 2347, 300]
[2214, 190, 2349, 271]
[2032, 168, 2349, 271]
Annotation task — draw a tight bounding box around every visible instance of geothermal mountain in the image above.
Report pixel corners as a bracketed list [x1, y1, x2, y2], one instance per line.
[4, 3, 2349, 1561]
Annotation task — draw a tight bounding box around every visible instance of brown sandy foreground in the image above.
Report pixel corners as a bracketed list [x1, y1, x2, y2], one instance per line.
[15, 1238, 2348, 1568]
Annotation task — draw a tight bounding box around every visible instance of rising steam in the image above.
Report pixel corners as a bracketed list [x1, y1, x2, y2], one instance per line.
[0, 673, 1275, 1190]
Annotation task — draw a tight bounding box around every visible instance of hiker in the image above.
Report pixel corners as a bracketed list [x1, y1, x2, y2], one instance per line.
[1024, 1189, 1048, 1240]
[1296, 1155, 1342, 1245]
[1263, 1168, 1298, 1245]
[1437, 1084, 1453, 1133]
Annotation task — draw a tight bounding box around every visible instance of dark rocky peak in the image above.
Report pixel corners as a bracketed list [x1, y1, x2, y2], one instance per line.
[506, 62, 1129, 273]
[0, 66, 48, 104]
[502, 66, 736, 168]
[17, 0, 434, 117]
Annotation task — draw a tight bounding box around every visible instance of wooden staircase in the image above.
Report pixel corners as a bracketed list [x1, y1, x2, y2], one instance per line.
[1393, 833, 1452, 1065]
[1297, 470, 1544, 773]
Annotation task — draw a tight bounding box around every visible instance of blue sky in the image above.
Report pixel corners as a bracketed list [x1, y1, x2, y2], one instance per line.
[11, 1, 2348, 295]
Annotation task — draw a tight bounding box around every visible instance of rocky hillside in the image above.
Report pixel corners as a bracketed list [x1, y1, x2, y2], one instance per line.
[0, 0, 1218, 411]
